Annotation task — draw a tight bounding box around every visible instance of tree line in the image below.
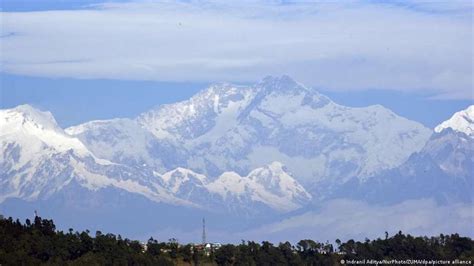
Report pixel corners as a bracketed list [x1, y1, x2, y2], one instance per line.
[0, 215, 472, 265]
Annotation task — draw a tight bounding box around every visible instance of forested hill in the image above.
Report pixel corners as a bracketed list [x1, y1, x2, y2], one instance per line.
[0, 215, 473, 265]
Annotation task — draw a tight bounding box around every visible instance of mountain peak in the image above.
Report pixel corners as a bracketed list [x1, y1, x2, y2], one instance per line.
[434, 105, 474, 136]
[1, 104, 60, 134]
[12, 104, 50, 115]
[268, 161, 285, 170]
[258, 75, 303, 91]
[0, 104, 93, 159]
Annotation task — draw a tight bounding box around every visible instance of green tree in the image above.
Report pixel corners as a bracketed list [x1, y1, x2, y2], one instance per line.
[215, 244, 237, 266]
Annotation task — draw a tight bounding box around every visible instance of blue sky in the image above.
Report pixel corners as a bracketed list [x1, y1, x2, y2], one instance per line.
[1, 0, 131, 11]
[0, 0, 472, 128]
[1, 73, 470, 128]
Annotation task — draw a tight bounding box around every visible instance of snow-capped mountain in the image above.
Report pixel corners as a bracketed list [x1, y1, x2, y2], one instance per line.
[154, 162, 311, 213]
[338, 105, 474, 204]
[1, 77, 472, 242]
[426, 105, 473, 180]
[0, 105, 189, 206]
[207, 162, 311, 212]
[435, 105, 474, 137]
[4, 77, 468, 218]
[0, 104, 91, 160]
[71, 76, 430, 197]
[0, 104, 311, 214]
[65, 118, 174, 171]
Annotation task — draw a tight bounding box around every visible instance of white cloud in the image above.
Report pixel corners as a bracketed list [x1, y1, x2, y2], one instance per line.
[0, 0, 472, 99]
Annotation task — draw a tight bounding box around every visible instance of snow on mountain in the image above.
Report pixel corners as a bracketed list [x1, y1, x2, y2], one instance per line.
[207, 162, 312, 212]
[1, 80, 471, 241]
[160, 167, 208, 193]
[356, 129, 473, 204]
[157, 168, 212, 206]
[137, 83, 255, 141]
[132, 76, 431, 190]
[0, 76, 439, 214]
[0, 105, 91, 162]
[153, 162, 312, 213]
[425, 124, 473, 180]
[62, 76, 432, 201]
[434, 105, 474, 137]
[0, 105, 190, 206]
[65, 118, 171, 170]
[243, 85, 431, 182]
[1, 104, 312, 213]
[337, 106, 474, 204]
[65, 119, 148, 161]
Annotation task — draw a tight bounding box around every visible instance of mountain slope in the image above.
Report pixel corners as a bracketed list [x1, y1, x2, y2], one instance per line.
[80, 76, 431, 194]
[339, 105, 474, 204]
[1, 104, 312, 214]
[0, 105, 189, 206]
[4, 78, 462, 217]
[435, 105, 474, 136]
[154, 162, 312, 213]
[65, 118, 179, 171]
[62, 76, 433, 200]
[1, 82, 472, 242]
[206, 162, 311, 212]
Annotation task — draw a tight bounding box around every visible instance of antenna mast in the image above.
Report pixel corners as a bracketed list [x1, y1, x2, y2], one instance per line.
[202, 217, 206, 244]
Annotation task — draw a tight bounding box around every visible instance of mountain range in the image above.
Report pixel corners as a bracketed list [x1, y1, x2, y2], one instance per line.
[1, 76, 472, 241]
